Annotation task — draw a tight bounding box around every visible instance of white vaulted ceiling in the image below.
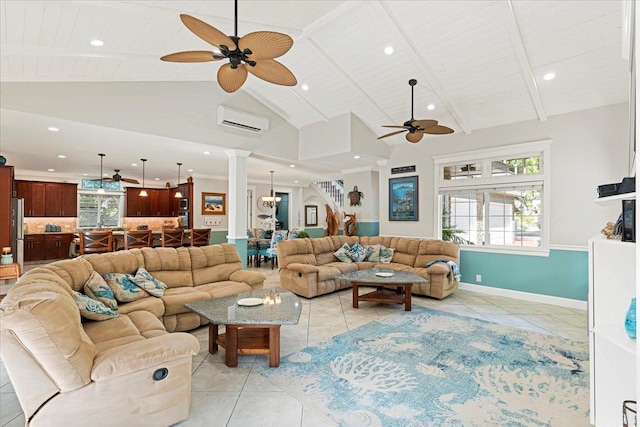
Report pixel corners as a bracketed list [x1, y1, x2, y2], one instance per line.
[0, 0, 630, 186]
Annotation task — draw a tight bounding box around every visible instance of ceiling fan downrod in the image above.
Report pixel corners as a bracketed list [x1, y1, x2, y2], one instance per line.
[222, 0, 255, 69]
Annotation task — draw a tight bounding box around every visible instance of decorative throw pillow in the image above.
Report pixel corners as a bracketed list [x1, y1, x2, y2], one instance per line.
[258, 230, 266, 239]
[102, 272, 150, 302]
[133, 267, 167, 297]
[74, 291, 119, 321]
[364, 244, 381, 262]
[334, 243, 353, 263]
[346, 242, 367, 262]
[379, 246, 395, 263]
[83, 271, 118, 310]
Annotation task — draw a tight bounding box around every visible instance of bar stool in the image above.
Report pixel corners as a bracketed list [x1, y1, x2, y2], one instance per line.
[79, 231, 114, 255]
[190, 228, 211, 247]
[161, 229, 184, 248]
[124, 230, 153, 250]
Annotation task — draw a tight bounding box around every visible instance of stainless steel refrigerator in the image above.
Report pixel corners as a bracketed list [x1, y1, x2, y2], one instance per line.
[10, 198, 24, 269]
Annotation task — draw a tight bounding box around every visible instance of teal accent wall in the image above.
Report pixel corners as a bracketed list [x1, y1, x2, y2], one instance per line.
[227, 236, 248, 269]
[357, 222, 379, 237]
[459, 249, 588, 301]
[276, 193, 288, 230]
[305, 227, 325, 238]
[211, 230, 228, 244]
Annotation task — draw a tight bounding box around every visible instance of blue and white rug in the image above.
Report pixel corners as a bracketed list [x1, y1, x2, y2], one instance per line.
[258, 306, 589, 427]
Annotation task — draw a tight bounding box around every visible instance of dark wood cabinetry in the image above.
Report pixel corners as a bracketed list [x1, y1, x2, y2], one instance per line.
[25, 233, 73, 262]
[126, 188, 181, 217]
[0, 166, 14, 250]
[17, 181, 77, 217]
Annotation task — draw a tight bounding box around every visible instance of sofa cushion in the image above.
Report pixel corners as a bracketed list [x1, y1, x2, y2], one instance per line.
[83, 271, 118, 310]
[276, 238, 317, 268]
[415, 239, 459, 267]
[37, 258, 95, 293]
[74, 291, 119, 321]
[83, 249, 144, 276]
[196, 281, 253, 299]
[116, 297, 165, 318]
[133, 267, 167, 297]
[317, 265, 342, 281]
[189, 245, 243, 287]
[334, 243, 352, 263]
[140, 247, 193, 288]
[324, 261, 358, 274]
[102, 273, 150, 302]
[161, 287, 211, 316]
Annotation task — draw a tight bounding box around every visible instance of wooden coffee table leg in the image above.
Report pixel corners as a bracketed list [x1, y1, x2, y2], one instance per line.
[225, 326, 239, 367]
[405, 285, 412, 311]
[269, 326, 281, 367]
[352, 283, 359, 308]
[209, 323, 218, 354]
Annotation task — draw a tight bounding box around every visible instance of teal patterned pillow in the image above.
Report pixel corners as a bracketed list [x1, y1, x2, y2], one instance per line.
[334, 243, 353, 263]
[74, 291, 119, 321]
[379, 246, 395, 263]
[364, 244, 381, 262]
[83, 271, 118, 310]
[346, 242, 367, 262]
[133, 267, 167, 297]
[102, 272, 150, 302]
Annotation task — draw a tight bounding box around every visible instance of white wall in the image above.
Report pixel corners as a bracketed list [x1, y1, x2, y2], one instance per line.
[343, 170, 379, 221]
[299, 114, 350, 160]
[380, 103, 630, 247]
[192, 177, 228, 230]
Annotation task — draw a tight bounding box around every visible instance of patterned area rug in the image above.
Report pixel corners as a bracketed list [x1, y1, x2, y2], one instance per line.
[258, 306, 589, 427]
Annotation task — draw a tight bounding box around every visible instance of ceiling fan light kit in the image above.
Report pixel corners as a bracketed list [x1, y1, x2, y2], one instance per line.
[378, 79, 454, 143]
[161, 0, 297, 93]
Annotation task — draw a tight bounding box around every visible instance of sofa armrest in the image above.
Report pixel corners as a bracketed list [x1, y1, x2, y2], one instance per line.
[426, 263, 450, 275]
[284, 263, 319, 274]
[229, 270, 267, 286]
[91, 333, 200, 381]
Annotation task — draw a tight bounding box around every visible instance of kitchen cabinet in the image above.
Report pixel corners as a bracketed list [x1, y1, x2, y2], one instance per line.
[0, 166, 14, 249]
[126, 188, 175, 217]
[126, 188, 151, 217]
[17, 181, 77, 217]
[44, 233, 73, 260]
[24, 234, 45, 262]
[149, 189, 170, 217]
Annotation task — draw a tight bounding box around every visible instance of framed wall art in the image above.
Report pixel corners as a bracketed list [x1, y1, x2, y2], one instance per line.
[389, 176, 418, 221]
[201, 192, 226, 215]
[305, 205, 318, 226]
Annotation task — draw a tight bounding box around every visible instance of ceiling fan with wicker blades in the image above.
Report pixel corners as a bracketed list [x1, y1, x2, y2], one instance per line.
[378, 79, 454, 143]
[103, 169, 139, 184]
[161, 0, 297, 93]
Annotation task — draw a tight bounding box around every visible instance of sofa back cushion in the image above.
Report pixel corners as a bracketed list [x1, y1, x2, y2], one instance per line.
[277, 239, 317, 268]
[415, 239, 459, 267]
[189, 244, 243, 287]
[36, 257, 95, 293]
[141, 247, 193, 288]
[0, 275, 96, 393]
[84, 249, 144, 276]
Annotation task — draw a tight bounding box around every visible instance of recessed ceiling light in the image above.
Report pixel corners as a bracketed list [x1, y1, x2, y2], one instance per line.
[294, 180, 299, 183]
[188, 169, 193, 172]
[384, 46, 394, 55]
[289, 164, 295, 168]
[204, 151, 211, 155]
[301, 84, 309, 91]
[83, 173, 88, 176]
[543, 72, 556, 81]
[354, 155, 361, 159]
[155, 178, 160, 181]
[48, 127, 59, 132]
[103, 173, 109, 177]
[48, 168, 55, 172]
[90, 39, 104, 47]
[131, 163, 138, 167]
[57, 154, 66, 159]
[427, 104, 435, 110]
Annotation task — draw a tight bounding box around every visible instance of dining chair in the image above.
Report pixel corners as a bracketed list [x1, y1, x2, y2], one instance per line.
[161, 229, 184, 248]
[190, 228, 211, 247]
[124, 230, 153, 250]
[79, 231, 114, 255]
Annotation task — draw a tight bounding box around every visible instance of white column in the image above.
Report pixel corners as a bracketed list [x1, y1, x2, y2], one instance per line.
[225, 149, 251, 240]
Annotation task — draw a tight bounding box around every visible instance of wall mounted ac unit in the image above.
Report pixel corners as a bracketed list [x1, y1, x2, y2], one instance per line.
[216, 106, 269, 134]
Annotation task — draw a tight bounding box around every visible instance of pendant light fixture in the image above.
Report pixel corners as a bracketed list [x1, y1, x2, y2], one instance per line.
[97, 153, 106, 194]
[139, 159, 148, 197]
[261, 170, 281, 208]
[174, 162, 183, 198]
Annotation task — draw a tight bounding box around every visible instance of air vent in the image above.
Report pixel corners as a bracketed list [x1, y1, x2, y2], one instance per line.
[216, 106, 269, 134]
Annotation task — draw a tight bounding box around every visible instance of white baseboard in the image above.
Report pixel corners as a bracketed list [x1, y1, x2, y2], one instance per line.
[458, 282, 587, 310]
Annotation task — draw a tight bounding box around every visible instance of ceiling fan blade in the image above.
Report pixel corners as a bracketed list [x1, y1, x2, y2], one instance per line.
[239, 31, 293, 60]
[160, 50, 223, 62]
[246, 59, 297, 86]
[121, 178, 140, 184]
[377, 130, 407, 140]
[423, 124, 455, 135]
[101, 177, 116, 182]
[179, 14, 236, 50]
[217, 63, 248, 93]
[411, 119, 438, 130]
[382, 125, 411, 129]
[406, 132, 424, 143]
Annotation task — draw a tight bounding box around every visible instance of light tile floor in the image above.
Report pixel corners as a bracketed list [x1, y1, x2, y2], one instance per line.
[0, 264, 588, 427]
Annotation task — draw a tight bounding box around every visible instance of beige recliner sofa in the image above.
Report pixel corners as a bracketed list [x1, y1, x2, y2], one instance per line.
[278, 236, 459, 299]
[0, 243, 266, 426]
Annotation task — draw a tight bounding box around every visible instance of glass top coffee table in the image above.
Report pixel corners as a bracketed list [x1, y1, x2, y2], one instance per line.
[185, 287, 301, 367]
[337, 268, 428, 311]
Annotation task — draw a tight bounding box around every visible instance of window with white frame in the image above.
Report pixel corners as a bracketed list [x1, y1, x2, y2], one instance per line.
[78, 191, 124, 229]
[434, 140, 551, 254]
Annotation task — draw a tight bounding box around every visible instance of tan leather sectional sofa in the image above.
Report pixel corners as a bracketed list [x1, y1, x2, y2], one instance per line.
[278, 236, 459, 299]
[0, 244, 266, 427]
